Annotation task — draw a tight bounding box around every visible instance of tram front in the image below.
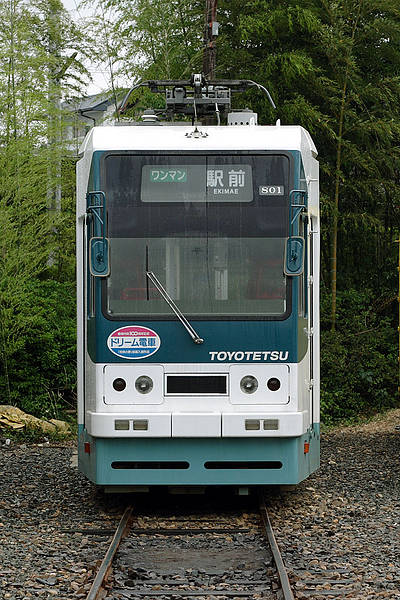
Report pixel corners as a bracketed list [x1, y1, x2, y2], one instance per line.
[77, 123, 320, 488]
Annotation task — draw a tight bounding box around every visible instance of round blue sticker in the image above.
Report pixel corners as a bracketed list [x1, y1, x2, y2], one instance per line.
[107, 325, 161, 360]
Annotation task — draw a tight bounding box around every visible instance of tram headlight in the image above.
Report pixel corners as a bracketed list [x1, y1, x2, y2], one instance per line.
[267, 377, 281, 391]
[113, 378, 126, 392]
[135, 375, 153, 394]
[240, 375, 258, 394]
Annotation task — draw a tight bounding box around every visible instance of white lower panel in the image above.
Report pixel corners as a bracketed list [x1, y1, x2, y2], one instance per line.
[172, 413, 221, 437]
[222, 411, 308, 437]
[87, 411, 171, 438]
[86, 410, 308, 438]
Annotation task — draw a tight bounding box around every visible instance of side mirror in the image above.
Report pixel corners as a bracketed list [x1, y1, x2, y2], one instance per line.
[90, 237, 110, 277]
[87, 191, 110, 277]
[284, 236, 304, 276]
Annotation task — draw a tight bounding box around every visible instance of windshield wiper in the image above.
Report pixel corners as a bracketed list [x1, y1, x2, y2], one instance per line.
[146, 271, 204, 344]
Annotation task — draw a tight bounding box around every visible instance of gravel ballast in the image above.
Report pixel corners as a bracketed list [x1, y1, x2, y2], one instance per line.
[0, 408, 399, 599]
[0, 443, 124, 599]
[268, 409, 400, 599]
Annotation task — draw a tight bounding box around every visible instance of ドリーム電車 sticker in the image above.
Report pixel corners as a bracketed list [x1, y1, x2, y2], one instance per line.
[107, 326, 161, 359]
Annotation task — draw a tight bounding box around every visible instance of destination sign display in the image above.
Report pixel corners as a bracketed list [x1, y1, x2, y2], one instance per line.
[141, 164, 253, 202]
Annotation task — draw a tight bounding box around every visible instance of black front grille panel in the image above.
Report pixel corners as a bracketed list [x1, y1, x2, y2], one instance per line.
[166, 375, 227, 395]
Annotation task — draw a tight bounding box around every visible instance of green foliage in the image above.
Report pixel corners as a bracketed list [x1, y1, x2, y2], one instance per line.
[320, 288, 398, 424]
[0, 0, 82, 420]
[0, 280, 76, 419]
[100, 0, 204, 80]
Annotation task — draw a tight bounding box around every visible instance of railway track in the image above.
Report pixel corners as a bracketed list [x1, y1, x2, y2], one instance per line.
[85, 495, 294, 600]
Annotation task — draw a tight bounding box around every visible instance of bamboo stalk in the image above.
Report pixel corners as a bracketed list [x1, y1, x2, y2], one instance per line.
[330, 1, 363, 330]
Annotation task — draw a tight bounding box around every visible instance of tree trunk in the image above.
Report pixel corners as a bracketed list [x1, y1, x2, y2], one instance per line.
[330, 1, 363, 330]
[330, 80, 347, 331]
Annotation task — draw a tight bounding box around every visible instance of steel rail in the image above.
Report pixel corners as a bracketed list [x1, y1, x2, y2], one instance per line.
[259, 498, 295, 600]
[85, 505, 133, 600]
[86, 503, 292, 600]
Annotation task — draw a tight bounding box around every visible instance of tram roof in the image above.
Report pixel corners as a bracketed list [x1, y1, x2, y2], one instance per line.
[80, 124, 318, 157]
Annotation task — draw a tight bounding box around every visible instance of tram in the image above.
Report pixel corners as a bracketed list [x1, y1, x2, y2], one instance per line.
[77, 75, 320, 489]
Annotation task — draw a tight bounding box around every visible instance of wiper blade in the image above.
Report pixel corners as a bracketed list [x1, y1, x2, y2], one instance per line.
[146, 271, 204, 344]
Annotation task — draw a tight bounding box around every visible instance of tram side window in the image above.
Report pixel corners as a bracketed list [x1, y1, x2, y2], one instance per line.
[87, 213, 95, 318]
[298, 217, 307, 318]
[298, 162, 307, 318]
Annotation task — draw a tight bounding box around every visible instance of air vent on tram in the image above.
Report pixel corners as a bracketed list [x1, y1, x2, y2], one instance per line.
[204, 461, 282, 470]
[166, 375, 228, 395]
[111, 461, 189, 470]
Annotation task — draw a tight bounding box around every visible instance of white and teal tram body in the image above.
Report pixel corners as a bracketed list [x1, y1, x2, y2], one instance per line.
[77, 86, 320, 488]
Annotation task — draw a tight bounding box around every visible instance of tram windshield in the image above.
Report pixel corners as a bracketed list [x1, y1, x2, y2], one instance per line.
[102, 154, 290, 319]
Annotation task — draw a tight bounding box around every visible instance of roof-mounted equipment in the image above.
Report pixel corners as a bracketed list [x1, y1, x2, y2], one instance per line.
[118, 74, 276, 121]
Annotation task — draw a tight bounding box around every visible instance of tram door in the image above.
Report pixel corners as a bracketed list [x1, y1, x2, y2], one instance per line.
[308, 216, 315, 427]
